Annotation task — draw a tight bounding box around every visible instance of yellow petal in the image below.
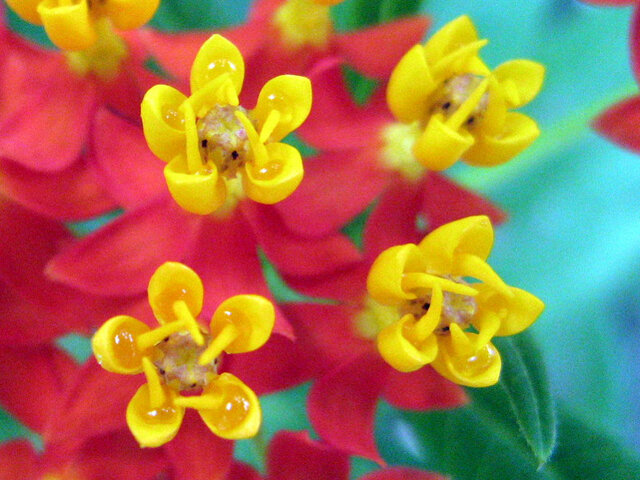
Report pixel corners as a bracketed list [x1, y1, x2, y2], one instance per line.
[141, 85, 188, 163]
[387, 45, 436, 123]
[452, 253, 512, 299]
[424, 15, 481, 65]
[197, 373, 262, 439]
[127, 384, 184, 448]
[207, 295, 275, 354]
[148, 261, 204, 324]
[251, 75, 312, 142]
[243, 142, 304, 204]
[493, 59, 545, 108]
[313, 0, 344, 4]
[190, 34, 245, 98]
[92, 315, 150, 374]
[432, 333, 502, 387]
[463, 111, 540, 167]
[418, 216, 494, 274]
[377, 314, 438, 372]
[103, 0, 160, 30]
[475, 284, 544, 337]
[6, 0, 42, 24]
[164, 156, 227, 215]
[413, 114, 474, 171]
[37, 0, 96, 51]
[367, 244, 428, 306]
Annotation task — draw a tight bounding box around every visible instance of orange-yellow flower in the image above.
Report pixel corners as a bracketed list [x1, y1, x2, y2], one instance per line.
[387, 15, 545, 171]
[92, 262, 275, 447]
[367, 216, 544, 387]
[141, 34, 312, 215]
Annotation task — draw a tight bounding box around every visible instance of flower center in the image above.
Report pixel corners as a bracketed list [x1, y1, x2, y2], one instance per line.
[64, 18, 128, 81]
[432, 74, 489, 128]
[379, 122, 426, 182]
[402, 276, 477, 334]
[273, 0, 332, 49]
[152, 332, 220, 394]
[197, 105, 253, 179]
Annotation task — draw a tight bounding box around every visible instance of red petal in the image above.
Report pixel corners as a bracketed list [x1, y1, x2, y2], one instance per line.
[164, 410, 234, 480]
[223, 333, 313, 395]
[91, 108, 166, 209]
[186, 213, 292, 339]
[285, 262, 369, 303]
[364, 179, 426, 260]
[308, 351, 388, 464]
[280, 303, 371, 369]
[47, 198, 203, 296]
[225, 462, 262, 480]
[267, 431, 350, 480]
[383, 366, 467, 410]
[297, 59, 391, 150]
[421, 173, 507, 230]
[0, 346, 77, 434]
[361, 467, 445, 480]
[0, 49, 95, 171]
[44, 360, 140, 451]
[593, 95, 640, 152]
[76, 430, 169, 480]
[242, 202, 362, 278]
[333, 16, 430, 79]
[0, 441, 40, 479]
[0, 155, 116, 221]
[632, 6, 640, 82]
[274, 149, 388, 237]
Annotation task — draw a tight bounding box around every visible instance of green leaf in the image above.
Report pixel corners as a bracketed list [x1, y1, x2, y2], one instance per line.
[378, 0, 424, 22]
[333, 0, 424, 31]
[467, 332, 556, 466]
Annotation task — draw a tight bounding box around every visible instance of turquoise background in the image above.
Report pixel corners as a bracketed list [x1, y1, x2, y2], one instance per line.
[2, 0, 640, 476]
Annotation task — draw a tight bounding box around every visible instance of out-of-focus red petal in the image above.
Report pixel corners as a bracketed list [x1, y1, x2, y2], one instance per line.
[241, 203, 362, 277]
[421, 173, 507, 229]
[75, 430, 169, 480]
[285, 261, 369, 303]
[280, 303, 371, 369]
[91, 108, 166, 209]
[308, 351, 388, 464]
[297, 59, 391, 151]
[267, 431, 350, 480]
[274, 149, 388, 237]
[593, 95, 640, 152]
[223, 333, 311, 395]
[632, 6, 640, 82]
[333, 16, 430, 79]
[0, 441, 40, 479]
[43, 360, 140, 451]
[0, 49, 95, 171]
[364, 179, 425, 260]
[0, 155, 116, 221]
[0, 346, 77, 434]
[47, 198, 203, 296]
[187, 213, 292, 339]
[225, 462, 262, 480]
[361, 467, 446, 480]
[164, 410, 234, 480]
[382, 366, 467, 410]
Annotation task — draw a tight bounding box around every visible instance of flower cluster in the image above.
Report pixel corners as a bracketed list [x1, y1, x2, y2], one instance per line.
[0, 1, 547, 479]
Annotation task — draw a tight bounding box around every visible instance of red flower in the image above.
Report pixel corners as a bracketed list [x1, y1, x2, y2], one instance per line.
[224, 430, 446, 480]
[587, 1, 640, 152]
[140, 0, 429, 102]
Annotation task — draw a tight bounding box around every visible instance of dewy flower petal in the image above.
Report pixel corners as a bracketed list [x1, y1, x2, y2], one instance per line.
[366, 215, 544, 387]
[386, 15, 544, 171]
[141, 34, 311, 215]
[92, 261, 275, 447]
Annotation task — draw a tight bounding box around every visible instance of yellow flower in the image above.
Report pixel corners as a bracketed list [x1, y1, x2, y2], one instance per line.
[6, 0, 159, 51]
[141, 34, 312, 215]
[367, 216, 544, 387]
[387, 15, 545, 171]
[92, 262, 275, 447]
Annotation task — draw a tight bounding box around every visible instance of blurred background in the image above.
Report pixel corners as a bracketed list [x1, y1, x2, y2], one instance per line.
[2, 0, 639, 476]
